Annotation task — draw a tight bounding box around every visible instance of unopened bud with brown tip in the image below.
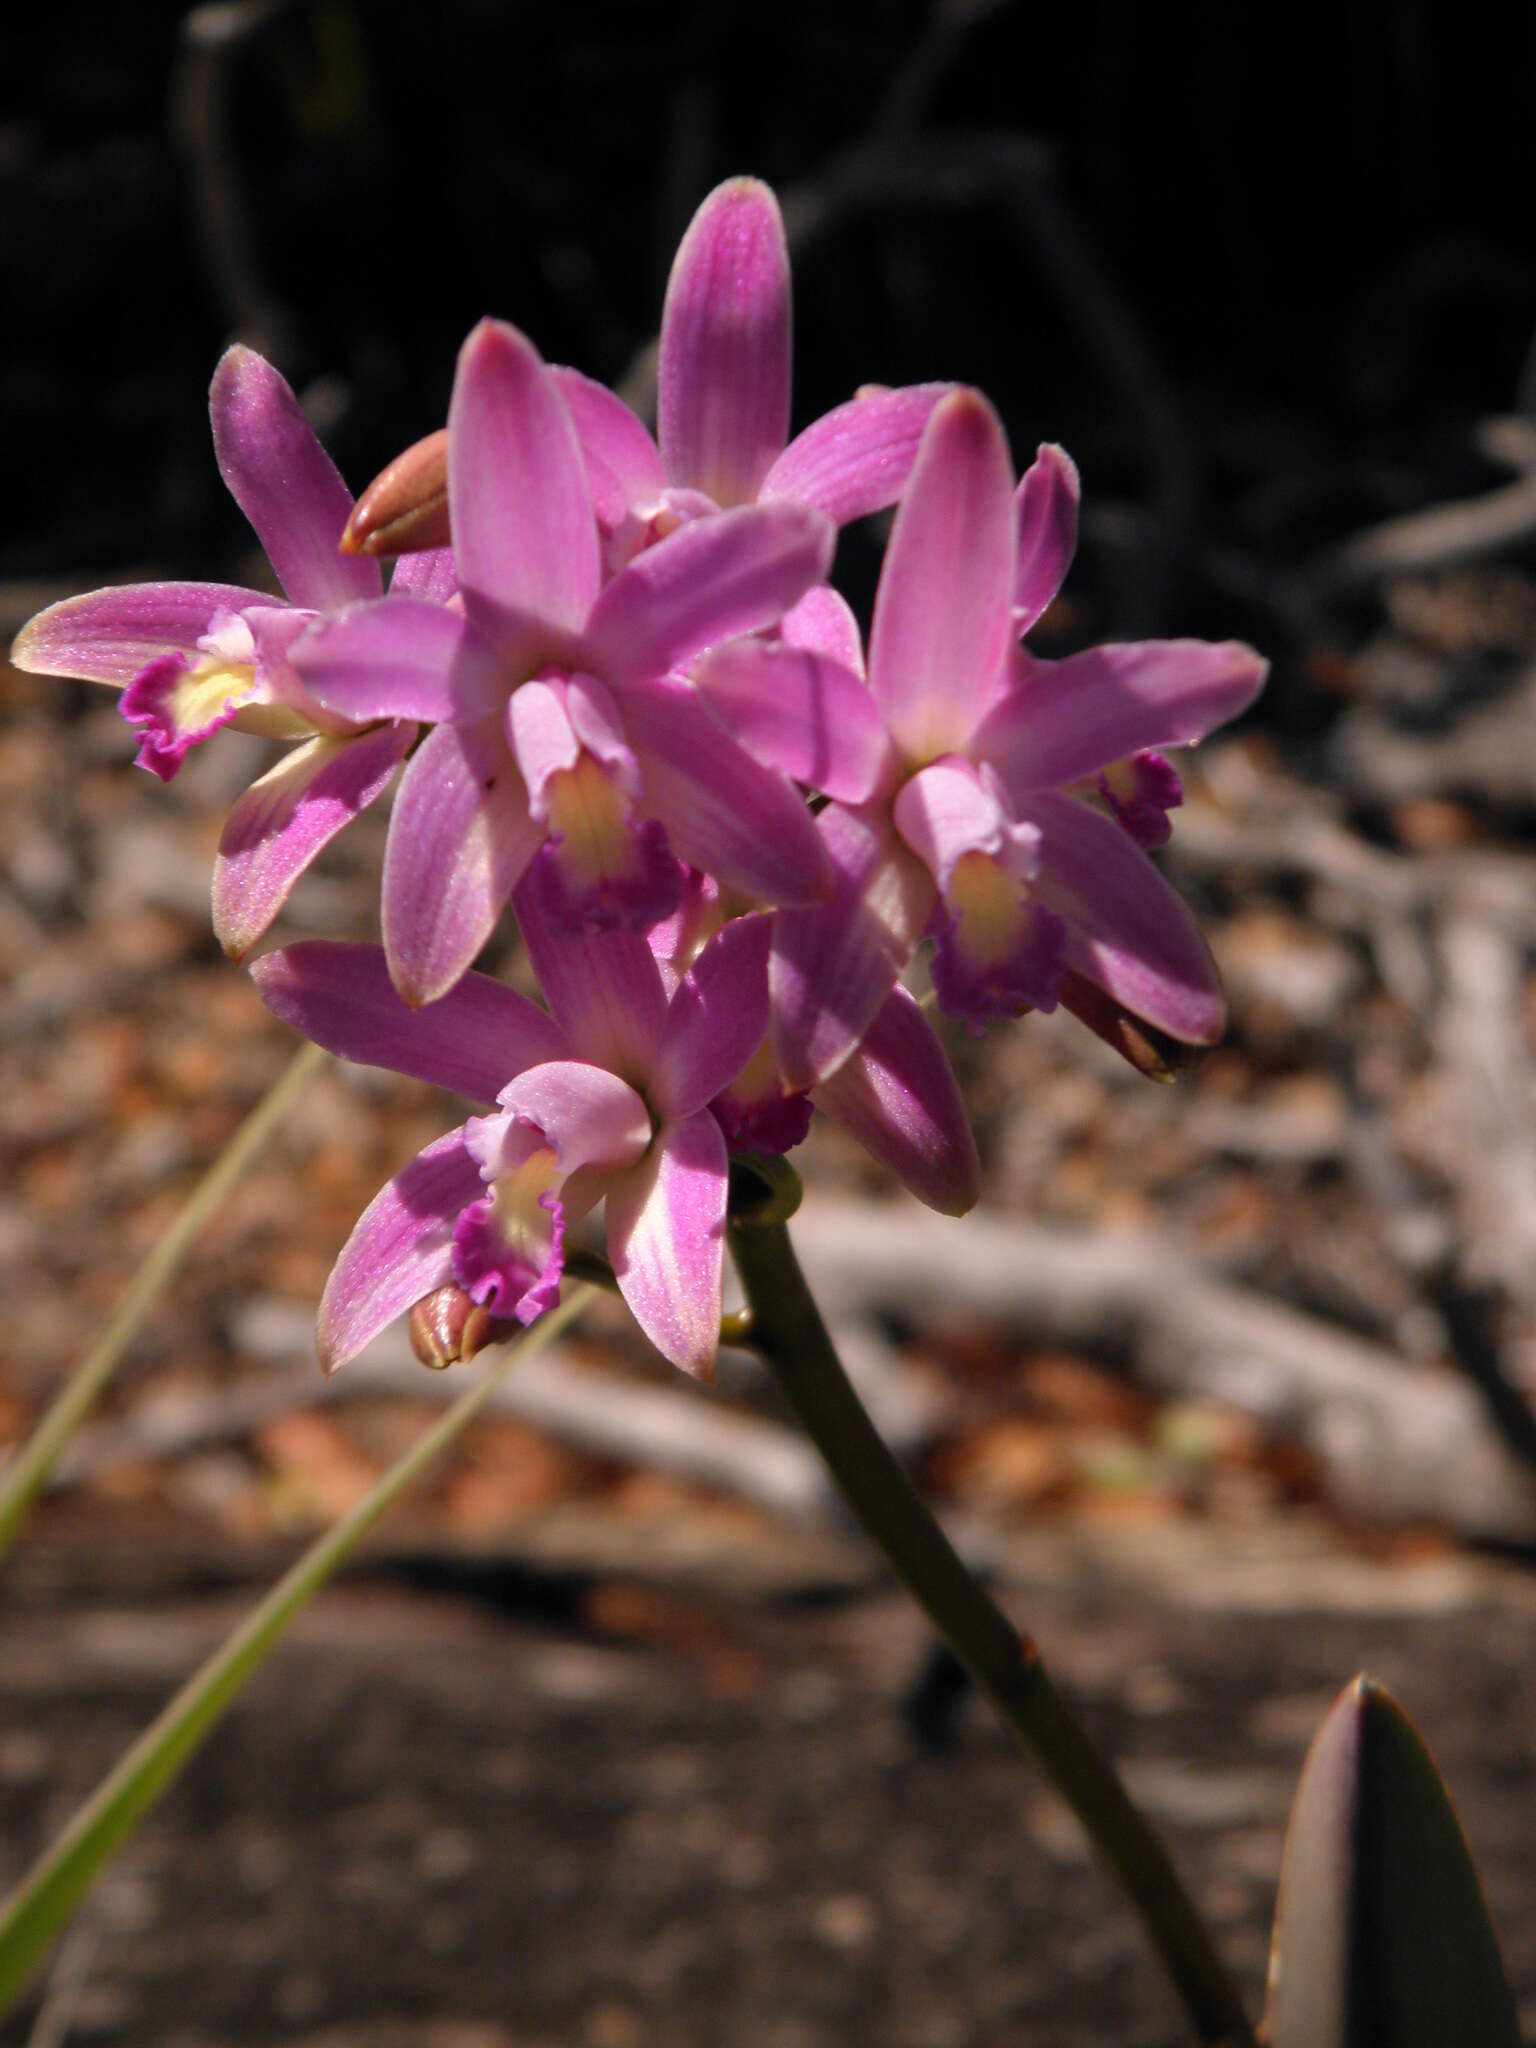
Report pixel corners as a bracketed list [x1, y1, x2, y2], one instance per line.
[408, 1284, 510, 1369]
[341, 429, 450, 558]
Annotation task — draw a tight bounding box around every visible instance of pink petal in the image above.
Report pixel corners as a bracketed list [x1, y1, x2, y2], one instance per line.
[620, 671, 831, 907]
[582, 499, 834, 688]
[762, 382, 954, 525]
[1020, 790, 1225, 1044]
[11, 581, 276, 685]
[778, 584, 866, 676]
[382, 716, 543, 1006]
[605, 1108, 728, 1378]
[213, 723, 414, 958]
[209, 346, 380, 612]
[649, 912, 772, 1120]
[813, 984, 980, 1215]
[496, 1060, 652, 1172]
[973, 639, 1270, 798]
[389, 547, 458, 605]
[550, 366, 665, 528]
[657, 177, 791, 507]
[293, 596, 501, 724]
[506, 676, 582, 812]
[448, 319, 600, 638]
[868, 388, 1016, 761]
[691, 638, 893, 802]
[770, 801, 936, 1090]
[1013, 442, 1080, 632]
[251, 939, 566, 1102]
[514, 876, 669, 1082]
[891, 756, 1019, 892]
[317, 1129, 482, 1373]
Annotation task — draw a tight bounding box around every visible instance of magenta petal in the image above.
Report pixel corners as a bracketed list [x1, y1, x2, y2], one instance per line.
[605, 1108, 728, 1378]
[1013, 442, 1080, 632]
[497, 1060, 652, 1172]
[973, 639, 1270, 798]
[448, 319, 600, 635]
[657, 177, 791, 507]
[868, 389, 1017, 761]
[621, 672, 830, 908]
[12, 581, 275, 685]
[583, 500, 834, 688]
[1020, 790, 1225, 1044]
[253, 937, 565, 1101]
[382, 716, 543, 1006]
[389, 547, 458, 605]
[691, 639, 894, 802]
[769, 801, 936, 1091]
[514, 876, 669, 1082]
[213, 724, 414, 957]
[649, 912, 772, 1121]
[778, 584, 865, 676]
[813, 984, 980, 1216]
[317, 1129, 482, 1374]
[293, 597, 500, 724]
[209, 346, 380, 612]
[762, 382, 955, 526]
[550, 366, 665, 528]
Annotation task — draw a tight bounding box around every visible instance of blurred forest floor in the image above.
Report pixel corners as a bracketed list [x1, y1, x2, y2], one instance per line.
[8, 2, 1536, 2037]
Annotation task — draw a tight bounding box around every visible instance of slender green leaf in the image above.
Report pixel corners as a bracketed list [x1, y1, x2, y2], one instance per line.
[1265, 1675, 1521, 2048]
[0, 1284, 592, 2018]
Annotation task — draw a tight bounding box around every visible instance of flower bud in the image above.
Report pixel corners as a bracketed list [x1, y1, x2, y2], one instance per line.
[407, 1284, 509, 1368]
[341, 429, 450, 557]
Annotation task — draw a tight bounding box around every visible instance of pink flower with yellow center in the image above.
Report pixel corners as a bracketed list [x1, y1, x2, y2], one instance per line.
[11, 347, 453, 958]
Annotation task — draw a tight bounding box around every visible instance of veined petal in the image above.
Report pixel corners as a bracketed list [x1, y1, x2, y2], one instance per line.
[550, 366, 665, 528]
[294, 597, 502, 724]
[209, 346, 380, 612]
[778, 583, 865, 676]
[658, 177, 791, 507]
[691, 639, 894, 802]
[582, 500, 834, 688]
[622, 672, 831, 907]
[770, 801, 935, 1090]
[213, 723, 414, 957]
[973, 639, 1269, 797]
[649, 911, 772, 1120]
[514, 876, 669, 1082]
[251, 939, 566, 1103]
[762, 383, 954, 525]
[1020, 789, 1225, 1044]
[813, 984, 980, 1215]
[317, 1129, 483, 1373]
[11, 581, 275, 685]
[389, 546, 458, 605]
[448, 319, 599, 635]
[868, 388, 1016, 763]
[605, 1108, 729, 1378]
[382, 716, 543, 1006]
[1013, 442, 1080, 632]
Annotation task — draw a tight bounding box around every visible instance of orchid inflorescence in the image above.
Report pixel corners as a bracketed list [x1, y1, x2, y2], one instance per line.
[15, 176, 1266, 1384]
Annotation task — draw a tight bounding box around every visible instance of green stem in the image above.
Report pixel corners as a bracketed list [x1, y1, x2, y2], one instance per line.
[729, 1216, 1254, 2048]
[0, 1042, 330, 1565]
[0, 1284, 593, 2019]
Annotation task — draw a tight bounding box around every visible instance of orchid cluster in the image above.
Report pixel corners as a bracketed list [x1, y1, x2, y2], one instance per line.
[15, 177, 1265, 1383]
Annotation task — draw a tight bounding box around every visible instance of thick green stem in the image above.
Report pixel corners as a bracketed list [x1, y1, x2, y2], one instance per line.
[0, 1284, 593, 2019]
[0, 1042, 330, 1565]
[729, 1215, 1254, 2048]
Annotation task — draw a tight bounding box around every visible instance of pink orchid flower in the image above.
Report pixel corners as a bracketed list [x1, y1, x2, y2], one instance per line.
[253, 892, 786, 1378]
[727, 387, 1269, 1088]
[291, 317, 836, 1007]
[11, 347, 454, 958]
[646, 880, 980, 1214]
